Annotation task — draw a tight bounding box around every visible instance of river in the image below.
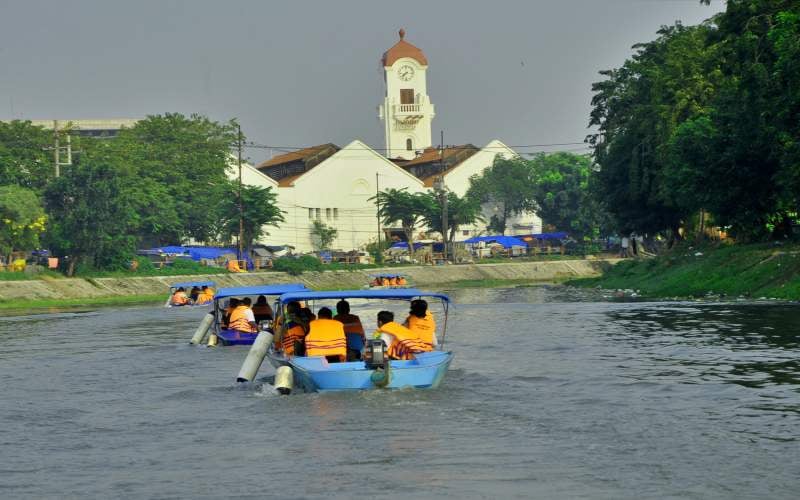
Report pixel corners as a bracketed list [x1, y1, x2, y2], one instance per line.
[1, 286, 798, 499]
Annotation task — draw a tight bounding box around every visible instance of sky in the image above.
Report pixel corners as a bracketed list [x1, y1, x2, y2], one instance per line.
[0, 0, 725, 163]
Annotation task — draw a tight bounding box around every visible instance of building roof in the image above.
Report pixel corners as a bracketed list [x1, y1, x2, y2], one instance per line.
[255, 143, 339, 186]
[382, 29, 428, 67]
[398, 145, 480, 187]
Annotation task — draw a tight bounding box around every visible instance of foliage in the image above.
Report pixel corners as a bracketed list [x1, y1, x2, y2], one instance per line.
[466, 156, 537, 234]
[419, 189, 483, 245]
[216, 183, 284, 250]
[528, 152, 607, 239]
[0, 120, 54, 190]
[272, 255, 323, 275]
[365, 238, 390, 264]
[370, 188, 431, 256]
[310, 219, 338, 251]
[0, 185, 46, 260]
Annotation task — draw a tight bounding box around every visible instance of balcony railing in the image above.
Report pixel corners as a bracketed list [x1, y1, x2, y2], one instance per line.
[394, 103, 422, 114]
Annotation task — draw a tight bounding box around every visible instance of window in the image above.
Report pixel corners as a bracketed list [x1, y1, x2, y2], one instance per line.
[333, 208, 339, 220]
[400, 89, 414, 104]
[308, 208, 313, 220]
[406, 138, 413, 151]
[462, 230, 470, 236]
[326, 208, 331, 220]
[315, 208, 321, 220]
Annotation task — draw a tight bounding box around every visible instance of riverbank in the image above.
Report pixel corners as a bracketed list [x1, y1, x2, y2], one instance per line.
[0, 258, 618, 310]
[569, 243, 800, 300]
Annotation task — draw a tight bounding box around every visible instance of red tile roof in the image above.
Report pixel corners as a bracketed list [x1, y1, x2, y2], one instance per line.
[382, 29, 428, 67]
[255, 143, 339, 186]
[397, 145, 480, 187]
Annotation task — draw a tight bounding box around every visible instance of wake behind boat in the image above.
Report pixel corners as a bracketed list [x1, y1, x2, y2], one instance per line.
[236, 289, 453, 392]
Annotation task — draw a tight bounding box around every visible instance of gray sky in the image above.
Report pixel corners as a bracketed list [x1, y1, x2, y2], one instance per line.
[0, 0, 724, 162]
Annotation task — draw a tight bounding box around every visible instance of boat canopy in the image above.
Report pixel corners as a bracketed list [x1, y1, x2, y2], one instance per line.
[278, 288, 449, 305]
[369, 272, 407, 278]
[214, 283, 309, 300]
[170, 281, 215, 289]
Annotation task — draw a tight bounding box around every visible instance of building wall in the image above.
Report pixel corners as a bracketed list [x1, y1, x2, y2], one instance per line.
[266, 140, 425, 252]
[379, 56, 434, 160]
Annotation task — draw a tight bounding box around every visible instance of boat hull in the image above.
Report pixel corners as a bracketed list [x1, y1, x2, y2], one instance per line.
[217, 329, 259, 346]
[266, 350, 452, 392]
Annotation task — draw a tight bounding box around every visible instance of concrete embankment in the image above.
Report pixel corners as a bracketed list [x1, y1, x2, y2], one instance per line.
[0, 259, 620, 302]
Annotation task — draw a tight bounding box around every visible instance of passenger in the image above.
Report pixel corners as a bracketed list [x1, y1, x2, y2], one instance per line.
[275, 301, 301, 350]
[388, 276, 398, 286]
[333, 299, 365, 361]
[171, 287, 190, 306]
[195, 286, 214, 305]
[373, 310, 430, 360]
[221, 298, 240, 329]
[301, 307, 317, 322]
[404, 299, 437, 350]
[252, 295, 274, 323]
[397, 276, 408, 286]
[370, 277, 381, 287]
[189, 286, 201, 302]
[228, 297, 257, 333]
[305, 307, 347, 362]
[280, 306, 310, 356]
[226, 259, 245, 273]
[380, 277, 389, 286]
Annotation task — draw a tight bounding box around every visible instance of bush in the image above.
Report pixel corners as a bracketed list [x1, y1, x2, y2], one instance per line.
[273, 255, 323, 275]
[170, 258, 204, 272]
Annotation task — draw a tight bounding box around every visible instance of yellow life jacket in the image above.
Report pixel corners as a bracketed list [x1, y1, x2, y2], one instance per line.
[376, 321, 430, 360]
[229, 305, 257, 333]
[195, 290, 213, 305]
[281, 323, 306, 356]
[406, 311, 436, 349]
[171, 291, 189, 306]
[305, 318, 347, 361]
[398, 277, 408, 285]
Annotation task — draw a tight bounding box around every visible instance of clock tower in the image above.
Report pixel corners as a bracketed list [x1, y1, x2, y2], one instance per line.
[378, 29, 435, 160]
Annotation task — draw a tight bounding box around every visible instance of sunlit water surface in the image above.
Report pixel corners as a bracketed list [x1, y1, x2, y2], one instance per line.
[1, 286, 798, 499]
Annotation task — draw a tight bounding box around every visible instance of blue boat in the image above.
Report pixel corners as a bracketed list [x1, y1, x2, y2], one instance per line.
[211, 284, 309, 346]
[166, 280, 216, 307]
[264, 289, 453, 392]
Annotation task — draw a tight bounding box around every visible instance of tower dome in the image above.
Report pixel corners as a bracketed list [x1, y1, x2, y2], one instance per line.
[381, 28, 428, 67]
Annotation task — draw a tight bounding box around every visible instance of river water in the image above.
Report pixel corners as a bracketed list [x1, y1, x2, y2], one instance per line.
[1, 286, 798, 499]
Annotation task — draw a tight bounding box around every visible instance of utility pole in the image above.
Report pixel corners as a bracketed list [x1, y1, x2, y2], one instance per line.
[51, 120, 73, 178]
[376, 172, 382, 252]
[439, 130, 448, 262]
[237, 124, 244, 263]
[53, 120, 60, 178]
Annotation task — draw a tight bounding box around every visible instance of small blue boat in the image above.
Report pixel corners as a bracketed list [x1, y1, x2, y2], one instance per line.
[264, 289, 453, 392]
[166, 281, 216, 308]
[211, 284, 309, 346]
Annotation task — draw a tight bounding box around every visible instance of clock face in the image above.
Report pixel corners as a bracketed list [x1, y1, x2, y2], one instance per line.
[397, 65, 415, 81]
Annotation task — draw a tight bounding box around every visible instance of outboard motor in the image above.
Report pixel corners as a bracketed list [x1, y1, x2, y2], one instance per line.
[363, 339, 387, 370]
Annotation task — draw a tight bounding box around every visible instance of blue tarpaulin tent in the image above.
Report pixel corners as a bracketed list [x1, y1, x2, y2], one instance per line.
[461, 235, 527, 248]
[389, 242, 425, 250]
[150, 246, 254, 269]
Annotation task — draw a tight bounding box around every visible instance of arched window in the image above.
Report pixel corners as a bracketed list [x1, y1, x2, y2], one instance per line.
[406, 138, 413, 151]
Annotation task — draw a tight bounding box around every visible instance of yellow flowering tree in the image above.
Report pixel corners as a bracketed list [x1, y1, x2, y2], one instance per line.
[0, 185, 46, 265]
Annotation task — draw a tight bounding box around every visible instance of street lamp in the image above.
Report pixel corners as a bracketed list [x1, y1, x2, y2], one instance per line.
[433, 176, 448, 262]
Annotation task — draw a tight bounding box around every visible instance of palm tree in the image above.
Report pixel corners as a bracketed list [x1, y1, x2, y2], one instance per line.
[421, 190, 484, 247]
[370, 188, 431, 259]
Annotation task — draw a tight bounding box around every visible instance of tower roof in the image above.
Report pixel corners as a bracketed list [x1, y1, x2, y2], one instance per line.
[382, 28, 428, 67]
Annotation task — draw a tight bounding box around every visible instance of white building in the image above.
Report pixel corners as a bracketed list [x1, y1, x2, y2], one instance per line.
[242, 29, 540, 252]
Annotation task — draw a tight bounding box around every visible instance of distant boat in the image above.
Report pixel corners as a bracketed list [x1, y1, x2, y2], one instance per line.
[366, 272, 410, 289]
[166, 281, 215, 308]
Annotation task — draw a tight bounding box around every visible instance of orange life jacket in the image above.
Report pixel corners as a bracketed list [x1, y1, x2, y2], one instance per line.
[389, 277, 398, 286]
[406, 311, 436, 349]
[305, 318, 346, 361]
[281, 322, 306, 356]
[171, 291, 189, 306]
[228, 305, 257, 333]
[195, 290, 213, 305]
[377, 321, 430, 360]
[398, 277, 408, 285]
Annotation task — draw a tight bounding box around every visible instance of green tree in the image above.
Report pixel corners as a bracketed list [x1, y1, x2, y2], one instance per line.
[310, 219, 338, 251]
[371, 188, 431, 257]
[0, 185, 46, 263]
[529, 152, 605, 239]
[420, 190, 483, 246]
[43, 158, 138, 275]
[466, 156, 536, 234]
[0, 120, 54, 190]
[217, 183, 284, 251]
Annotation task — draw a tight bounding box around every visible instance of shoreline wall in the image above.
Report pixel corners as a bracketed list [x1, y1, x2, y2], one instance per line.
[0, 259, 620, 301]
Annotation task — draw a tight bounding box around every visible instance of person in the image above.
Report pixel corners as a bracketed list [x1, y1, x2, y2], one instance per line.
[305, 307, 347, 362]
[252, 295, 274, 323]
[280, 306, 310, 356]
[227, 259, 245, 273]
[195, 286, 214, 305]
[620, 236, 630, 257]
[301, 307, 317, 322]
[403, 299, 436, 350]
[397, 276, 408, 286]
[388, 276, 398, 286]
[333, 299, 365, 361]
[228, 297, 258, 333]
[189, 286, 201, 302]
[373, 310, 431, 360]
[221, 298, 240, 329]
[170, 287, 190, 306]
[275, 301, 301, 350]
[370, 276, 381, 287]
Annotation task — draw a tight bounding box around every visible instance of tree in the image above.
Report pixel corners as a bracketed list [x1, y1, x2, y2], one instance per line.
[466, 156, 537, 234]
[217, 183, 284, 251]
[371, 188, 431, 257]
[0, 120, 54, 190]
[529, 152, 606, 239]
[310, 220, 338, 251]
[420, 190, 483, 246]
[0, 185, 46, 263]
[43, 158, 139, 275]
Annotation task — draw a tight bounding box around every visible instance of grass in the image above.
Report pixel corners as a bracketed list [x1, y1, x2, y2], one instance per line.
[0, 293, 166, 313]
[569, 242, 800, 300]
